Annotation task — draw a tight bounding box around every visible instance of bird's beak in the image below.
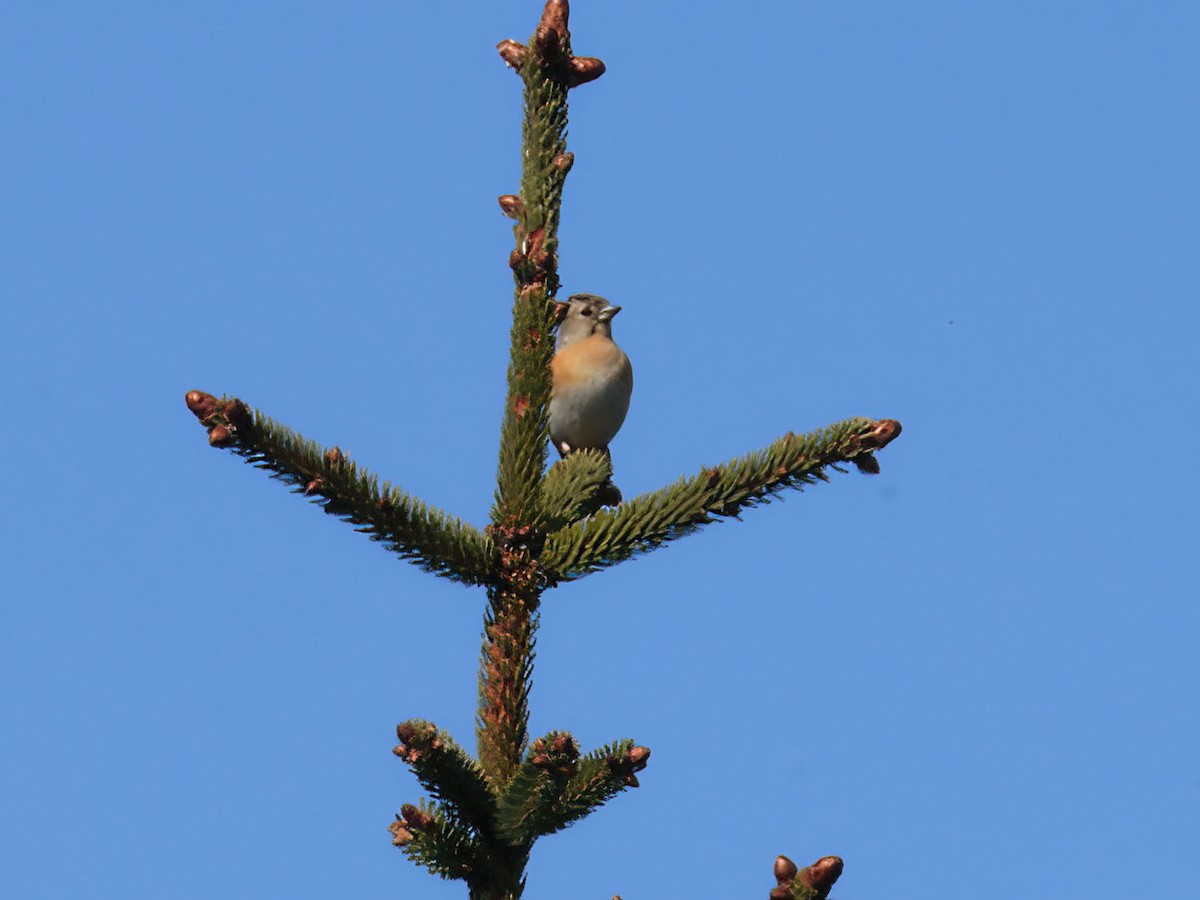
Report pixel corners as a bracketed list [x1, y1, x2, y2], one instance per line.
[598, 305, 622, 322]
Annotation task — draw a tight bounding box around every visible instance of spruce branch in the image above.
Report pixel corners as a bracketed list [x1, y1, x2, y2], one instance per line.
[495, 736, 649, 846]
[185, 391, 495, 585]
[494, 731, 579, 846]
[476, 570, 540, 787]
[554, 740, 649, 826]
[479, 0, 604, 798]
[540, 417, 902, 581]
[492, 0, 605, 529]
[390, 801, 491, 884]
[394, 720, 496, 835]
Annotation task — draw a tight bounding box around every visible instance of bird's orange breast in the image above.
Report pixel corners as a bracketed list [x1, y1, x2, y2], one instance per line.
[551, 335, 629, 390]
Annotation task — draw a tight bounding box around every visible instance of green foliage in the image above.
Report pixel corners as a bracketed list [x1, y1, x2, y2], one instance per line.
[494, 732, 579, 846]
[395, 720, 495, 835]
[492, 292, 557, 528]
[537, 450, 612, 531]
[551, 739, 645, 831]
[517, 45, 569, 288]
[540, 417, 887, 580]
[230, 409, 496, 584]
[475, 589, 540, 788]
[495, 735, 644, 846]
[392, 801, 490, 883]
[492, 21, 575, 530]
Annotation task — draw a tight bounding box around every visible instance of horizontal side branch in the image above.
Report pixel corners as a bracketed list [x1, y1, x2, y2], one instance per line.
[186, 391, 494, 585]
[538, 417, 901, 581]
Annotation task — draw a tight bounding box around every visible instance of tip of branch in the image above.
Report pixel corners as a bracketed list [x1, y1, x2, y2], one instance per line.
[605, 744, 650, 787]
[850, 419, 901, 474]
[388, 819, 413, 846]
[399, 803, 434, 832]
[185, 390, 219, 421]
[186, 390, 251, 447]
[865, 419, 902, 449]
[799, 856, 844, 897]
[538, 0, 570, 45]
[501, 0, 604, 87]
[773, 854, 843, 899]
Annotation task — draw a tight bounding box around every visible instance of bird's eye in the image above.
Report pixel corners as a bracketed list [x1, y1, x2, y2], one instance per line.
[581, 308, 592, 317]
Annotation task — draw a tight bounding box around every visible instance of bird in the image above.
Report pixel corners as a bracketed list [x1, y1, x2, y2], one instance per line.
[549, 293, 633, 461]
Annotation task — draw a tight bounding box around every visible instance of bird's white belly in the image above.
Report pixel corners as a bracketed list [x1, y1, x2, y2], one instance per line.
[549, 380, 629, 448]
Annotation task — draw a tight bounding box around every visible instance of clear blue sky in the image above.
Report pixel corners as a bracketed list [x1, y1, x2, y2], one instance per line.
[3, 2, 1198, 897]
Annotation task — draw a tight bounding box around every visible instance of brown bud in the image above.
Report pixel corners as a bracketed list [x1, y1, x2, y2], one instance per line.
[208, 424, 232, 446]
[185, 390, 219, 421]
[497, 39, 527, 69]
[539, 0, 570, 36]
[852, 454, 881, 474]
[325, 446, 345, 467]
[769, 888, 791, 900]
[304, 478, 323, 495]
[396, 722, 418, 744]
[866, 419, 902, 449]
[532, 0, 569, 62]
[628, 746, 650, 769]
[552, 152, 574, 172]
[774, 855, 798, 884]
[567, 56, 605, 87]
[531, 753, 551, 768]
[798, 856, 844, 898]
[498, 194, 522, 218]
[400, 804, 434, 831]
[388, 820, 413, 846]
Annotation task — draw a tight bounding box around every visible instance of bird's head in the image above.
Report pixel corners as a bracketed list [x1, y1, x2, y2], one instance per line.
[556, 293, 622, 349]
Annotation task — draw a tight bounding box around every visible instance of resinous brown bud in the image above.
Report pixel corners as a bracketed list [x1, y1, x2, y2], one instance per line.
[773, 855, 798, 883]
[798, 856, 844, 898]
[567, 56, 605, 87]
[498, 194, 522, 218]
[497, 39, 527, 69]
[185, 390, 219, 421]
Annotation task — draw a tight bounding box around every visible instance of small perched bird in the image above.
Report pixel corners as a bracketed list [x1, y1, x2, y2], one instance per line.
[549, 293, 633, 459]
